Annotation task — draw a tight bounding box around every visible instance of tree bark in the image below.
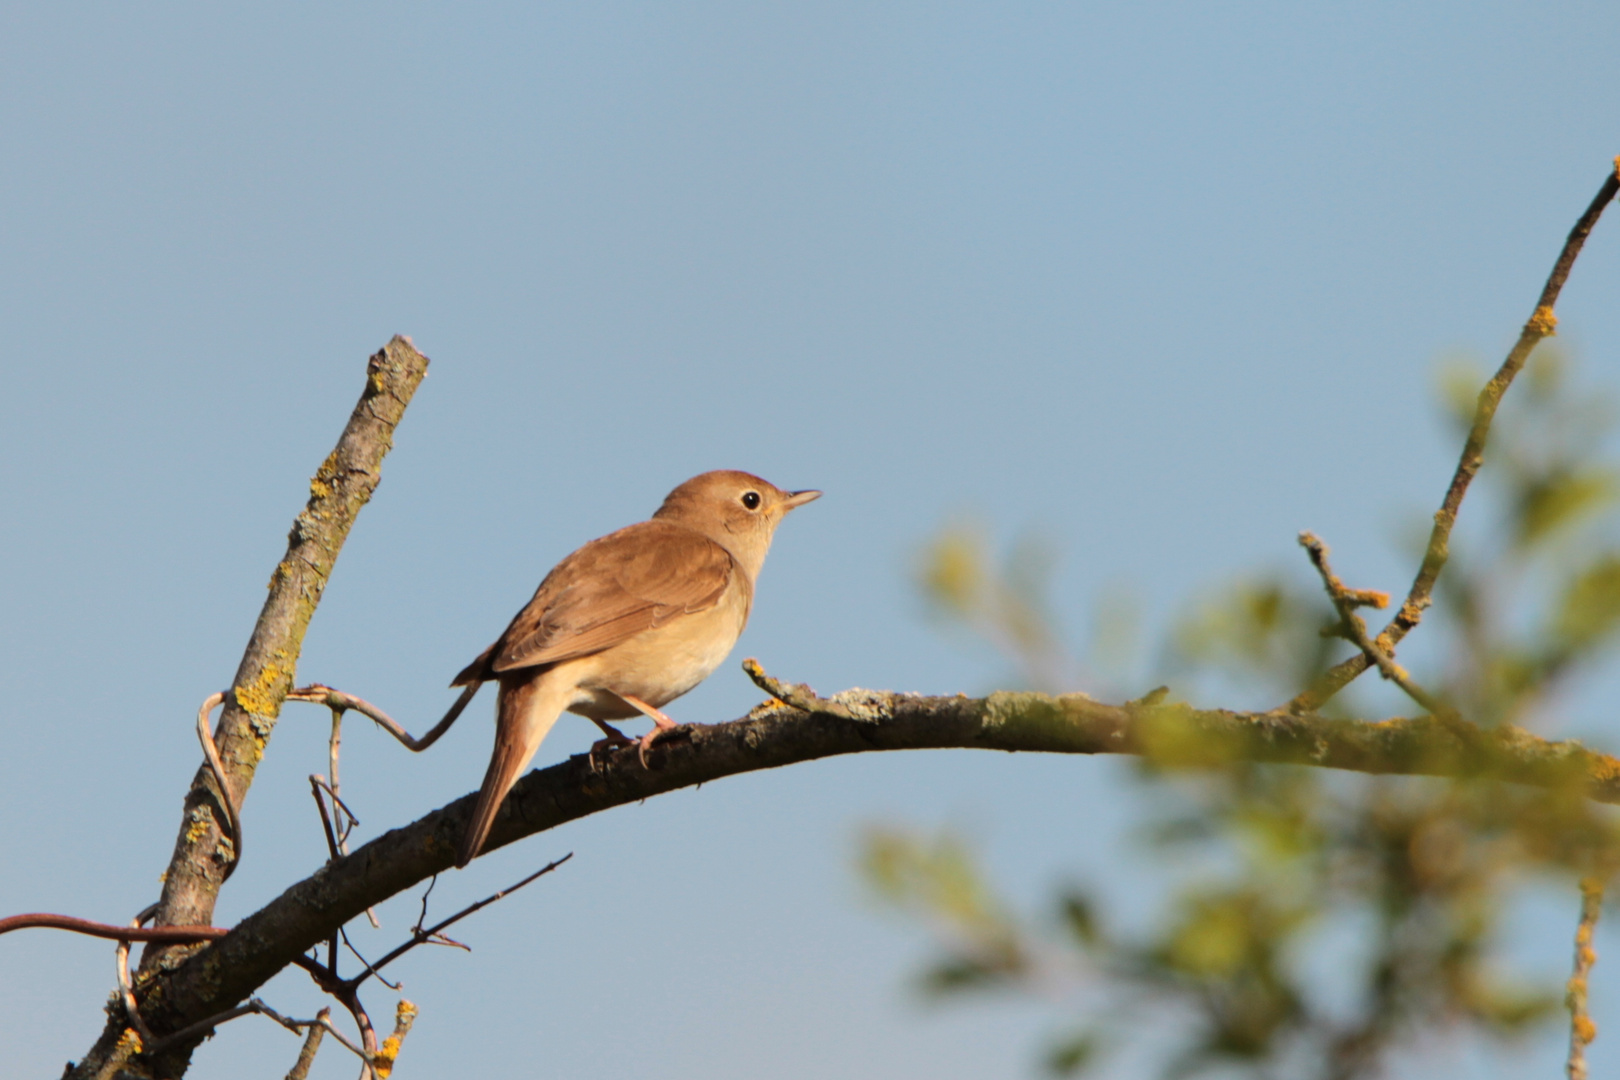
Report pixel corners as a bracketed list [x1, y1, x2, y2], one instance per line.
[84, 681, 1620, 1077]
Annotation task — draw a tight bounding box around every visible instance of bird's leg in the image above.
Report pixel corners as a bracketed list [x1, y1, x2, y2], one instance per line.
[586, 717, 634, 773]
[611, 693, 679, 767]
[588, 717, 632, 741]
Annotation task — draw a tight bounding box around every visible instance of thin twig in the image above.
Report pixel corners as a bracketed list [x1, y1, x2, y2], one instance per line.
[1298, 532, 1448, 715]
[328, 705, 344, 800]
[341, 926, 402, 990]
[1290, 164, 1620, 713]
[288, 683, 473, 933]
[115, 904, 159, 1046]
[310, 776, 342, 864]
[284, 1007, 329, 1080]
[329, 983, 380, 1080]
[342, 855, 573, 989]
[1567, 876, 1605, 1080]
[287, 681, 480, 753]
[327, 703, 378, 926]
[309, 773, 378, 930]
[143, 996, 372, 1062]
[307, 775, 345, 968]
[312, 779, 363, 838]
[195, 691, 242, 878]
[0, 913, 227, 943]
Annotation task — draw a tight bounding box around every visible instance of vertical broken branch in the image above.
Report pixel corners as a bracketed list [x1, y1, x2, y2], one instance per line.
[145, 336, 430, 947]
[68, 337, 429, 1080]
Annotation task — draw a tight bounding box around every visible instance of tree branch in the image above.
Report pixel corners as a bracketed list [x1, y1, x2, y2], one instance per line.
[1565, 876, 1604, 1080]
[70, 336, 429, 1080]
[1291, 161, 1620, 712]
[94, 666, 1620, 1076]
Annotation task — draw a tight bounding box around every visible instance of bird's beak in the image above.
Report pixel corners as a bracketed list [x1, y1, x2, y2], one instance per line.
[783, 489, 822, 510]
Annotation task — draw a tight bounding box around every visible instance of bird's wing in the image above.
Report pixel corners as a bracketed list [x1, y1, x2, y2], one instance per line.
[467, 520, 738, 678]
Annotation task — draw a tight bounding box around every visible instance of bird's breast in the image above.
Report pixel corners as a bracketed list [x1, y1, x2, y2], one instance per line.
[567, 584, 750, 716]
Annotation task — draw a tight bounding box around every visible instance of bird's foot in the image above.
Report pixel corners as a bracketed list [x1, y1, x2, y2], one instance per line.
[633, 727, 669, 769]
[609, 693, 681, 768]
[587, 724, 634, 773]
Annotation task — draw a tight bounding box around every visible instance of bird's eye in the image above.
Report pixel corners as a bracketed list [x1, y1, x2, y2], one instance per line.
[741, 491, 762, 510]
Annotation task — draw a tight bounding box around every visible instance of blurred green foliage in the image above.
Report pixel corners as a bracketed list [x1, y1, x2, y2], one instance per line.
[878, 351, 1620, 1078]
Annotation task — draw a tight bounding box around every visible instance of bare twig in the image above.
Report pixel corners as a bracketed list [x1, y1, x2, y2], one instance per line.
[1567, 876, 1605, 1080]
[115, 904, 159, 1046]
[333, 985, 380, 1080]
[341, 927, 402, 991]
[1298, 532, 1448, 715]
[328, 702, 344, 799]
[306, 775, 346, 968]
[310, 776, 342, 864]
[1291, 164, 1620, 713]
[143, 996, 374, 1062]
[0, 913, 226, 944]
[284, 1007, 329, 1080]
[287, 681, 481, 754]
[195, 691, 241, 878]
[308, 771, 378, 928]
[343, 856, 572, 988]
[292, 683, 460, 933]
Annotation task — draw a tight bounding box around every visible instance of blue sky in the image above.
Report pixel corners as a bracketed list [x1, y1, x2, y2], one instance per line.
[2, 4, 1618, 1077]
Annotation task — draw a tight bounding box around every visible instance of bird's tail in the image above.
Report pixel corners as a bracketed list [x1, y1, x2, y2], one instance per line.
[457, 674, 565, 867]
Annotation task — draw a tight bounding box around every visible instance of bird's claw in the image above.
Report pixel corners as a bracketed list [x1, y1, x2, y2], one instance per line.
[635, 729, 661, 769]
[587, 733, 633, 773]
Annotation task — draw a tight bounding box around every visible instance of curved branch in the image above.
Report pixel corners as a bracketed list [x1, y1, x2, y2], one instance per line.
[0, 913, 227, 944]
[109, 672, 1620, 1072]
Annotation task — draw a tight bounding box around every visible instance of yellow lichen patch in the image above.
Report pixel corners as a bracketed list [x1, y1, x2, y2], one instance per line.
[315, 448, 340, 480]
[117, 1026, 144, 1054]
[373, 1000, 419, 1078]
[234, 661, 290, 718]
[1586, 752, 1620, 786]
[1527, 305, 1558, 336]
[185, 816, 211, 844]
[309, 449, 343, 502]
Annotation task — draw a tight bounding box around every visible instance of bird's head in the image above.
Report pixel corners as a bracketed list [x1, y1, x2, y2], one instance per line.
[653, 470, 821, 577]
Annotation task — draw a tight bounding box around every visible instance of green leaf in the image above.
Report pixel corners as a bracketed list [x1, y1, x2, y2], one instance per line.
[1515, 468, 1619, 548]
[921, 957, 1001, 995]
[1046, 1031, 1100, 1075]
[1554, 554, 1620, 649]
[1059, 892, 1100, 946]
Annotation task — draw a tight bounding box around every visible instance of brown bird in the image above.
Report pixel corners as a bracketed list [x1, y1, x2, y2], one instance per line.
[453, 470, 820, 866]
